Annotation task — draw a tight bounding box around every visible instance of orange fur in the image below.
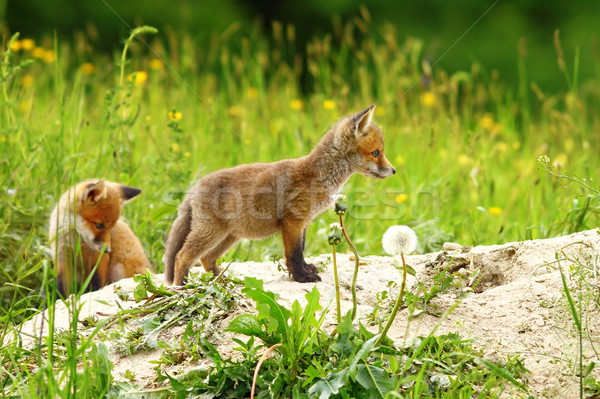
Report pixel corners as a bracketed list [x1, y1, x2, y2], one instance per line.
[49, 180, 152, 296]
[163, 105, 395, 285]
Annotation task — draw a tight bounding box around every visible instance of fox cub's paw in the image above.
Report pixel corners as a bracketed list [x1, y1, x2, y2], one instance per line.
[292, 262, 321, 283]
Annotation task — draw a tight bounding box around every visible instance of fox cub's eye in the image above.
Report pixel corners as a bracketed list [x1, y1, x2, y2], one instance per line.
[372, 150, 380, 157]
[95, 223, 105, 230]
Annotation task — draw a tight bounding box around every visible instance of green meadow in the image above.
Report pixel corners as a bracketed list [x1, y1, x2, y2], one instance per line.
[2, 19, 598, 312]
[1, 12, 599, 398]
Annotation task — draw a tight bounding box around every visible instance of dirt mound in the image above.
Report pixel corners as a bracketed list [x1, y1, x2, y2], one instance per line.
[19, 229, 600, 398]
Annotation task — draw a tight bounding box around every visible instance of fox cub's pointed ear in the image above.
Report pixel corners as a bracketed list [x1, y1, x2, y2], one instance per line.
[82, 180, 107, 204]
[120, 185, 142, 202]
[351, 104, 375, 135]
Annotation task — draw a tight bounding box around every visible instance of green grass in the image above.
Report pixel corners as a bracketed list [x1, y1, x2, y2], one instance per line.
[1, 18, 599, 323]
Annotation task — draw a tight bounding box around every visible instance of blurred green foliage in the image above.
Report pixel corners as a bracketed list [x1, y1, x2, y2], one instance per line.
[2, 0, 599, 91]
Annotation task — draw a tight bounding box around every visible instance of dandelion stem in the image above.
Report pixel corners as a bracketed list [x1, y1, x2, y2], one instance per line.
[376, 252, 407, 347]
[331, 244, 342, 324]
[339, 214, 360, 321]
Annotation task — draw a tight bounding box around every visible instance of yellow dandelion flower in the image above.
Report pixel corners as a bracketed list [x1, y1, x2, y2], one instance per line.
[564, 138, 574, 153]
[145, 115, 152, 121]
[0, 136, 6, 142]
[488, 206, 502, 216]
[171, 143, 180, 153]
[21, 39, 35, 51]
[227, 105, 244, 117]
[32, 47, 45, 58]
[395, 155, 405, 166]
[10, 40, 22, 52]
[81, 63, 95, 75]
[184, 152, 191, 158]
[19, 100, 32, 112]
[21, 74, 34, 88]
[512, 141, 521, 150]
[420, 92, 436, 107]
[457, 154, 471, 167]
[42, 49, 56, 63]
[127, 71, 148, 85]
[247, 87, 258, 99]
[553, 153, 568, 168]
[323, 100, 335, 110]
[495, 142, 509, 152]
[168, 110, 182, 121]
[479, 114, 495, 130]
[149, 58, 164, 71]
[375, 107, 385, 116]
[289, 99, 304, 111]
[395, 193, 408, 204]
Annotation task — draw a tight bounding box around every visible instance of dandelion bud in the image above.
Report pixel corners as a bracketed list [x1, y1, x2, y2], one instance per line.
[382, 225, 418, 255]
[327, 222, 342, 246]
[334, 194, 347, 215]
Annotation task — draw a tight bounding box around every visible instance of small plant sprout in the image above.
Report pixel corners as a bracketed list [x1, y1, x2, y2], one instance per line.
[327, 222, 343, 324]
[376, 225, 419, 346]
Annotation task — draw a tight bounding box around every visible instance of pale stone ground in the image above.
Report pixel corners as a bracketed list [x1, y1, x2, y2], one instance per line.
[18, 229, 600, 398]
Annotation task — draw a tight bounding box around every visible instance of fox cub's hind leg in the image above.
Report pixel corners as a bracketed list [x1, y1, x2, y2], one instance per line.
[172, 224, 227, 285]
[282, 220, 321, 283]
[200, 234, 239, 277]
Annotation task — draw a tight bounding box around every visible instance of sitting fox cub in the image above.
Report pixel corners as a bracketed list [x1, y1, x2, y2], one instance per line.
[164, 105, 395, 285]
[49, 180, 152, 296]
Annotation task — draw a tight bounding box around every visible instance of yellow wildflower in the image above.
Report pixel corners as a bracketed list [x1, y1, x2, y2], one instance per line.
[10, 40, 22, 51]
[42, 49, 56, 63]
[247, 87, 258, 99]
[32, 47, 45, 59]
[145, 115, 152, 121]
[289, 99, 304, 111]
[168, 110, 182, 121]
[227, 105, 244, 117]
[479, 114, 495, 130]
[21, 39, 35, 51]
[375, 106, 385, 116]
[488, 206, 502, 216]
[21, 74, 34, 88]
[127, 71, 148, 85]
[395, 193, 408, 204]
[420, 92, 436, 107]
[149, 58, 163, 71]
[323, 100, 335, 110]
[395, 155, 405, 166]
[19, 100, 32, 112]
[171, 143, 180, 152]
[184, 152, 191, 158]
[81, 63, 95, 75]
[512, 141, 521, 150]
[457, 154, 471, 167]
[495, 142, 509, 152]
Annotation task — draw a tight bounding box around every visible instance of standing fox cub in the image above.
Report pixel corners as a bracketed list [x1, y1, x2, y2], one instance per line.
[49, 180, 152, 296]
[164, 104, 395, 285]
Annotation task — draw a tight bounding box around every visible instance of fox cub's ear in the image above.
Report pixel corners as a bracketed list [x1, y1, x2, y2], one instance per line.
[82, 180, 107, 204]
[351, 104, 375, 136]
[120, 185, 142, 202]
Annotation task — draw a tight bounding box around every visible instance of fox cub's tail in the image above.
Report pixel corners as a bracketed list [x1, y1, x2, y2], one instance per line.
[163, 201, 192, 284]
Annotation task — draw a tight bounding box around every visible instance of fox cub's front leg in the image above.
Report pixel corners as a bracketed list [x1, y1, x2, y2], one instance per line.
[282, 221, 321, 282]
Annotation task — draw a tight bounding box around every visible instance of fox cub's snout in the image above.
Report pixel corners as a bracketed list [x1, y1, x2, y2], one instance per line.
[342, 104, 396, 180]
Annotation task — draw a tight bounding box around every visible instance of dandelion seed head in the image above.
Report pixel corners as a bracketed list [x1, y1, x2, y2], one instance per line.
[382, 225, 418, 256]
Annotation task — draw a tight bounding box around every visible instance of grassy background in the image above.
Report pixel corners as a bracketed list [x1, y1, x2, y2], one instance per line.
[1, 17, 599, 315]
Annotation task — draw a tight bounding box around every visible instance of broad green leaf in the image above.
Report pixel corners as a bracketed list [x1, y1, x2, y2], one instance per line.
[349, 335, 380, 375]
[308, 369, 349, 399]
[242, 277, 291, 342]
[355, 364, 396, 397]
[227, 314, 264, 339]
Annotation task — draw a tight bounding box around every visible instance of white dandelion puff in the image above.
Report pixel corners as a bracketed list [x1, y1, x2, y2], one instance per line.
[334, 193, 346, 201]
[329, 222, 342, 229]
[382, 225, 418, 255]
